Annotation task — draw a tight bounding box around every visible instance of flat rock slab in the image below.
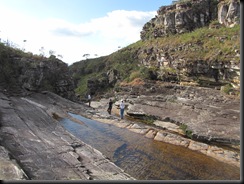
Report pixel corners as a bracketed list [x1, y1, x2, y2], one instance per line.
[123, 86, 240, 144]
[153, 120, 184, 135]
[0, 91, 135, 180]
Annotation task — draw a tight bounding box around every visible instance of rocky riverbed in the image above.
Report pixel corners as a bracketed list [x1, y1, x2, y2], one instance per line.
[0, 91, 135, 180]
[0, 84, 240, 180]
[86, 97, 240, 168]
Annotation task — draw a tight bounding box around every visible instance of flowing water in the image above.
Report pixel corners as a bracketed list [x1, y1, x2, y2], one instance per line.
[60, 112, 240, 180]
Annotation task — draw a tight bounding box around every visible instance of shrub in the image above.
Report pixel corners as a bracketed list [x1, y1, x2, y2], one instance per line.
[180, 124, 193, 139]
[221, 83, 233, 94]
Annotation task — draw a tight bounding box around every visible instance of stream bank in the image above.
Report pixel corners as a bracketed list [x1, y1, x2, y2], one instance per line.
[60, 112, 240, 180]
[84, 99, 240, 169]
[0, 90, 240, 180]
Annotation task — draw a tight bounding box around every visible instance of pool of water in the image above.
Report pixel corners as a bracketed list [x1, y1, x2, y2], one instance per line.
[60, 112, 240, 180]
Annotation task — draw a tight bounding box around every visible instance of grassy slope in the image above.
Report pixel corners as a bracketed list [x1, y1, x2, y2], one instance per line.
[69, 23, 240, 98]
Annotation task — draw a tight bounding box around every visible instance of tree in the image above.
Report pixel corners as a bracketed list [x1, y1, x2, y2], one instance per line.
[39, 47, 45, 57]
[49, 50, 55, 56]
[83, 54, 90, 59]
[57, 54, 63, 59]
[22, 40, 27, 51]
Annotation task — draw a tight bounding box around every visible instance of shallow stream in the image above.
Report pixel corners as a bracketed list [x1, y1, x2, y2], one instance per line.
[60, 113, 240, 180]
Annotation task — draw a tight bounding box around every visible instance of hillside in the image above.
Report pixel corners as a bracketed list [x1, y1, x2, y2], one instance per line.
[69, 0, 240, 100]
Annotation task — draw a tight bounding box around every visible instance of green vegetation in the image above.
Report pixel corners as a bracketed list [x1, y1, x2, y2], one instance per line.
[70, 23, 240, 98]
[221, 83, 234, 95]
[0, 43, 24, 87]
[75, 75, 90, 97]
[172, 0, 191, 4]
[154, 24, 240, 61]
[179, 124, 193, 139]
[1, 10, 240, 99]
[127, 114, 156, 125]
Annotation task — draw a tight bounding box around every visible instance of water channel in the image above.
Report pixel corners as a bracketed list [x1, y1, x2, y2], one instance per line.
[60, 112, 240, 180]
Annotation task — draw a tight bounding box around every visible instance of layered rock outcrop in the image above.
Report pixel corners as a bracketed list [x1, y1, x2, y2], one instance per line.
[137, 42, 240, 92]
[114, 80, 240, 144]
[136, 0, 241, 95]
[218, 0, 240, 27]
[140, 0, 240, 40]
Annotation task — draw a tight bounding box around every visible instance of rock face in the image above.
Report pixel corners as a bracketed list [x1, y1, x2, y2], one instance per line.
[20, 57, 76, 100]
[135, 0, 241, 95]
[114, 81, 240, 145]
[87, 69, 119, 97]
[0, 90, 135, 180]
[218, 0, 240, 27]
[0, 47, 76, 101]
[140, 0, 240, 40]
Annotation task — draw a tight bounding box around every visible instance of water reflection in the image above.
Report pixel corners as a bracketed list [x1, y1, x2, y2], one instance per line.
[60, 113, 240, 180]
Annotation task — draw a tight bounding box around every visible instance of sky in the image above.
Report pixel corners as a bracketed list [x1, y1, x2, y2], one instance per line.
[0, 0, 173, 65]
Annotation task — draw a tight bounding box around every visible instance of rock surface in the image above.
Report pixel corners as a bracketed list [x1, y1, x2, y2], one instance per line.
[0, 90, 135, 180]
[141, 0, 240, 40]
[0, 83, 240, 180]
[87, 97, 240, 168]
[0, 49, 77, 101]
[113, 82, 240, 145]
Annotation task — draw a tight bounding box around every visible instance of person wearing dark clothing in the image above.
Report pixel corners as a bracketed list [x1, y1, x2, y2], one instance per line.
[107, 99, 113, 114]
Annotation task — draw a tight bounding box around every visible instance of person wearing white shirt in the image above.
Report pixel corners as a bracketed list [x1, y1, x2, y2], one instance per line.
[88, 94, 91, 107]
[120, 99, 125, 119]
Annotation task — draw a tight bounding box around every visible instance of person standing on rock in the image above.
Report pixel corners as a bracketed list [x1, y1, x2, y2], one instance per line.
[107, 99, 113, 114]
[88, 94, 91, 107]
[120, 99, 125, 119]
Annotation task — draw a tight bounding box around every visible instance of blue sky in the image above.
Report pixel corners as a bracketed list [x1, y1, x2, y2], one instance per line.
[0, 0, 173, 65]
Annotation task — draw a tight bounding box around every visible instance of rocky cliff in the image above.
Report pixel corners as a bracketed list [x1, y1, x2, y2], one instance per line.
[0, 46, 76, 101]
[137, 0, 240, 94]
[72, 0, 240, 99]
[140, 0, 240, 40]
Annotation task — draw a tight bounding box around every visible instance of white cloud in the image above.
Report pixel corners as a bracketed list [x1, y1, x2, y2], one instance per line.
[0, 6, 156, 65]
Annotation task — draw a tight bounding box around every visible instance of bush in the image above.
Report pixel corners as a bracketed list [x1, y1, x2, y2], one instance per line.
[128, 71, 141, 82]
[180, 124, 193, 139]
[221, 83, 233, 94]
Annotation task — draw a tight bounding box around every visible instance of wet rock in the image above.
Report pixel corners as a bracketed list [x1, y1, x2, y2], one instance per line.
[0, 91, 135, 180]
[145, 129, 157, 139]
[89, 96, 240, 168]
[154, 131, 190, 147]
[188, 141, 209, 151]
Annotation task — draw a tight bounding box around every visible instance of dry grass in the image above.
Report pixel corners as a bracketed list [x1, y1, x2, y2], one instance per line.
[120, 78, 145, 87]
